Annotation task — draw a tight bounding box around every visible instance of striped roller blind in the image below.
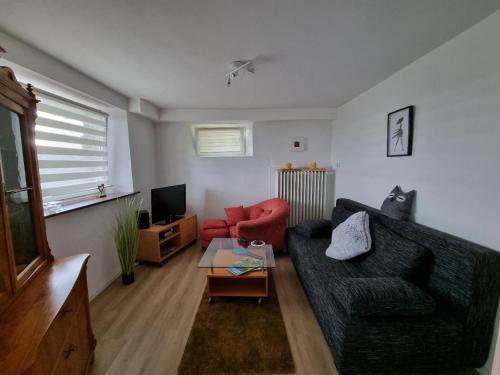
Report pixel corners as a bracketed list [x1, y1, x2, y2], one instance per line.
[196, 127, 244, 156]
[35, 91, 108, 201]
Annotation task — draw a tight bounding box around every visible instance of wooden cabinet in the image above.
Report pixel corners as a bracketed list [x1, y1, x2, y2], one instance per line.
[51, 297, 92, 375]
[0, 255, 95, 375]
[179, 214, 197, 248]
[138, 213, 197, 264]
[0, 66, 95, 374]
[0, 66, 52, 311]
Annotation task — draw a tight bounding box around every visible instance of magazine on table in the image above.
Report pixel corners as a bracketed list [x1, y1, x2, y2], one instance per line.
[226, 257, 263, 276]
[232, 247, 264, 260]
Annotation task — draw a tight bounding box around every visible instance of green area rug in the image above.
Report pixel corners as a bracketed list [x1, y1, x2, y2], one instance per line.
[178, 275, 295, 374]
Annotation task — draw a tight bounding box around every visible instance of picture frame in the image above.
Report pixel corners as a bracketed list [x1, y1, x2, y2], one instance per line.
[290, 137, 305, 152]
[387, 106, 414, 157]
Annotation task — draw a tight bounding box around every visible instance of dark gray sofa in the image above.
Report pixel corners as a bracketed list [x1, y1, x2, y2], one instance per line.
[287, 198, 500, 375]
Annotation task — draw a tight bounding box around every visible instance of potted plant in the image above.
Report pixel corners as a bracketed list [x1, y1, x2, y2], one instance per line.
[114, 198, 141, 285]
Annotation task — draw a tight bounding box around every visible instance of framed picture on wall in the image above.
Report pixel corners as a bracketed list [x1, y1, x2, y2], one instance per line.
[290, 137, 305, 152]
[387, 106, 414, 157]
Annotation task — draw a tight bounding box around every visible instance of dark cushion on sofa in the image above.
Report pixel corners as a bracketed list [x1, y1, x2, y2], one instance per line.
[331, 205, 354, 230]
[330, 277, 436, 318]
[360, 221, 432, 284]
[295, 219, 332, 238]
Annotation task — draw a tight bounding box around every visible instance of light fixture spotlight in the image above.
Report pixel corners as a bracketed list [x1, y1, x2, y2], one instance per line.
[226, 60, 255, 87]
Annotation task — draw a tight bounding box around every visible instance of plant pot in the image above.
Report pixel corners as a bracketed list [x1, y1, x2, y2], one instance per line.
[122, 273, 135, 285]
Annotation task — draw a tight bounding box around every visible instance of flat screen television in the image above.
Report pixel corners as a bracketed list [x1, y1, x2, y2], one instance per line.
[151, 184, 186, 224]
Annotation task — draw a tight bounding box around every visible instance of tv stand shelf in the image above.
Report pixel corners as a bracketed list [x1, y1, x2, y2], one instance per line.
[160, 232, 179, 244]
[138, 213, 197, 265]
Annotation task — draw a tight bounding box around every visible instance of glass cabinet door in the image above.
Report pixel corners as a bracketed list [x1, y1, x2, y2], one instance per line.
[0, 107, 39, 275]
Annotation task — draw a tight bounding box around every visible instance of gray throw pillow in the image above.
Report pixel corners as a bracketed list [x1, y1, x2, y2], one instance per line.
[325, 211, 371, 260]
[380, 186, 415, 220]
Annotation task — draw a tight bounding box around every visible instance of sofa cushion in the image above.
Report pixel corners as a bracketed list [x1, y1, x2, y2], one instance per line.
[331, 200, 381, 230]
[202, 219, 227, 229]
[361, 221, 431, 283]
[331, 205, 354, 230]
[295, 219, 332, 238]
[224, 205, 247, 225]
[380, 185, 416, 220]
[248, 206, 264, 220]
[287, 229, 365, 284]
[330, 277, 436, 318]
[326, 211, 371, 260]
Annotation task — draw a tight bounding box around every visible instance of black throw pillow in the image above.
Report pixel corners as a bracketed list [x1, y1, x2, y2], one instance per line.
[295, 219, 332, 238]
[381, 186, 415, 220]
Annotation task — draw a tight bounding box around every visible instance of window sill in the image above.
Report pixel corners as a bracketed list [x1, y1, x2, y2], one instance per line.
[44, 192, 140, 219]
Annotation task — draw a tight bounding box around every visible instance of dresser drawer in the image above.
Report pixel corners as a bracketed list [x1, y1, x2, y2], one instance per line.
[52, 304, 91, 375]
[31, 273, 86, 374]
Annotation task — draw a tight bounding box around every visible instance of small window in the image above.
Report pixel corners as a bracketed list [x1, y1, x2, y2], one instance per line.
[34, 91, 109, 202]
[194, 123, 253, 157]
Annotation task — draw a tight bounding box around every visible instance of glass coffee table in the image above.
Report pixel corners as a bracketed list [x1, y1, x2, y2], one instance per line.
[198, 238, 275, 304]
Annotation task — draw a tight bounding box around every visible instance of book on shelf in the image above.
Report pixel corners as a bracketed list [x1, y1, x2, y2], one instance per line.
[159, 228, 174, 240]
[226, 257, 263, 276]
[226, 266, 260, 276]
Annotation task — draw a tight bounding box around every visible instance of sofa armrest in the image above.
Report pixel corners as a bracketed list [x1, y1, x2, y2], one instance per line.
[294, 219, 332, 238]
[236, 213, 288, 249]
[329, 277, 436, 318]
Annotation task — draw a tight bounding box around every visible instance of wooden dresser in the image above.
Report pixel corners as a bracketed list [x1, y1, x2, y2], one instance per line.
[0, 254, 95, 375]
[0, 65, 96, 374]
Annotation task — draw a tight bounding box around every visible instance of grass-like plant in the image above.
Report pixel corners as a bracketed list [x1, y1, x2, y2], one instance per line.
[114, 197, 142, 280]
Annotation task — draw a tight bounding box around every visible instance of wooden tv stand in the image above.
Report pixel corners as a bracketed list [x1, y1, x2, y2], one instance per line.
[138, 213, 197, 264]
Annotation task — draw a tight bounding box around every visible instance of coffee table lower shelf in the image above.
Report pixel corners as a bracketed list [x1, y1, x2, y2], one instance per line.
[207, 269, 269, 303]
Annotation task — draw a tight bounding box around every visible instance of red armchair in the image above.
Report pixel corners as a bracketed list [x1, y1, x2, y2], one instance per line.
[200, 198, 289, 251]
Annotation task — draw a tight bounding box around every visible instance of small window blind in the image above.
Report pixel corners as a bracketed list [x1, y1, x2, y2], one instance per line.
[196, 127, 244, 156]
[34, 91, 108, 201]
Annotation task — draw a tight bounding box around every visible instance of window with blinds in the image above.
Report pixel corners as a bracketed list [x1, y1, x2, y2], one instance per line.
[34, 91, 108, 202]
[194, 124, 252, 157]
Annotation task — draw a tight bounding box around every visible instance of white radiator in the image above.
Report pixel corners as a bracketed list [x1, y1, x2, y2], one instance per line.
[276, 169, 335, 227]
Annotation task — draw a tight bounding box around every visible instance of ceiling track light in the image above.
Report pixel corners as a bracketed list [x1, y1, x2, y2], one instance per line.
[226, 60, 255, 87]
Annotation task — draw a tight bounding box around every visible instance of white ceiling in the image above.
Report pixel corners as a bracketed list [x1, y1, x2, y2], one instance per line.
[1, 0, 499, 109]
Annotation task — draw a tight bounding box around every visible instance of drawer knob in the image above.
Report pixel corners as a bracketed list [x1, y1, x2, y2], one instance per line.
[64, 343, 78, 359]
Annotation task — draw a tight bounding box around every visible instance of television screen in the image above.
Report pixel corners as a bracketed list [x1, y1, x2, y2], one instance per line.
[151, 184, 186, 224]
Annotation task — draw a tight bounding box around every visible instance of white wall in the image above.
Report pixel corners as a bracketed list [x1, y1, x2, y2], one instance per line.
[127, 113, 158, 211]
[156, 120, 333, 223]
[0, 31, 127, 109]
[1, 31, 159, 299]
[45, 202, 124, 298]
[331, 10, 500, 374]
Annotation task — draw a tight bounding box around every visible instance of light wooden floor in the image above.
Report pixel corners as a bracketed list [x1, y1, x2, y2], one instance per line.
[89, 241, 338, 375]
